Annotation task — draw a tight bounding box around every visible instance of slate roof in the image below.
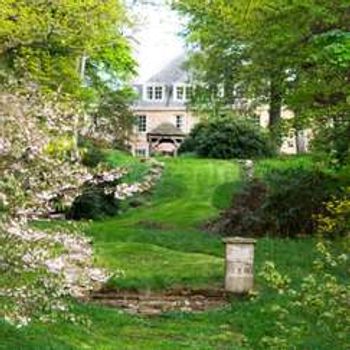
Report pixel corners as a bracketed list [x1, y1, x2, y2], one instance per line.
[147, 55, 189, 84]
[148, 122, 185, 136]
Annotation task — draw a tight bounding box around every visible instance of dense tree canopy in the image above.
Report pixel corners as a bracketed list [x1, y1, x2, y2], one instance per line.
[0, 0, 135, 98]
[174, 0, 350, 153]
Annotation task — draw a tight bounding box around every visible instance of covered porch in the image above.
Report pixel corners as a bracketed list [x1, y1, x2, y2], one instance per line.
[147, 122, 186, 157]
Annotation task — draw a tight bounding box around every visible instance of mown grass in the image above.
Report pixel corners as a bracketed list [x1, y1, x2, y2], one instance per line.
[104, 149, 150, 183]
[0, 238, 318, 350]
[0, 153, 340, 350]
[88, 156, 240, 290]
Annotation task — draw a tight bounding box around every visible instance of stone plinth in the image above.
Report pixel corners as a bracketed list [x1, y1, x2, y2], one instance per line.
[223, 237, 256, 294]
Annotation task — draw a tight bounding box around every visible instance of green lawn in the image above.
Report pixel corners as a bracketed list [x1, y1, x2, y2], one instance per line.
[88, 157, 241, 291]
[0, 155, 330, 349]
[104, 149, 151, 183]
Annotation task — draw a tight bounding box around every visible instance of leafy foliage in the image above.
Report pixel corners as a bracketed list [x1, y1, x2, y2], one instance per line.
[312, 118, 350, 166]
[262, 167, 342, 236]
[206, 179, 269, 236]
[0, 0, 135, 328]
[317, 188, 350, 239]
[259, 240, 350, 349]
[0, 220, 108, 327]
[87, 88, 136, 149]
[67, 188, 120, 221]
[175, 0, 350, 150]
[81, 143, 105, 168]
[0, 0, 135, 97]
[179, 115, 276, 159]
[209, 166, 344, 237]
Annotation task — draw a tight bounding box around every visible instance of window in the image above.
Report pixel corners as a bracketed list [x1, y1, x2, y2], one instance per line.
[136, 115, 147, 132]
[176, 86, 184, 100]
[176, 115, 184, 130]
[146, 86, 153, 100]
[185, 86, 192, 100]
[174, 84, 192, 101]
[145, 85, 164, 101]
[154, 86, 163, 100]
[135, 148, 147, 157]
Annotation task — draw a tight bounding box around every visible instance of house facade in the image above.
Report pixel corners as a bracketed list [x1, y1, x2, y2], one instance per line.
[131, 56, 198, 157]
[130, 56, 307, 157]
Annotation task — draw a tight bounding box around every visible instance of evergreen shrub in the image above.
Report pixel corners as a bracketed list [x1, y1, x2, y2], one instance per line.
[179, 116, 276, 159]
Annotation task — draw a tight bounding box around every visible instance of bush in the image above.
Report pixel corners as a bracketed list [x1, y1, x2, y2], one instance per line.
[312, 119, 350, 166]
[208, 167, 344, 237]
[45, 135, 75, 160]
[206, 179, 269, 235]
[81, 144, 105, 168]
[262, 167, 341, 237]
[259, 239, 350, 349]
[67, 187, 119, 220]
[317, 189, 350, 239]
[179, 116, 276, 159]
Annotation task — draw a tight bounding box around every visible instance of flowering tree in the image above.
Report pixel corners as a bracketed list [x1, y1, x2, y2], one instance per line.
[0, 0, 137, 326]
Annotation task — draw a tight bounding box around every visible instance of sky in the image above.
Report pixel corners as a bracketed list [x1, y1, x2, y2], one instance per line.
[129, 1, 186, 83]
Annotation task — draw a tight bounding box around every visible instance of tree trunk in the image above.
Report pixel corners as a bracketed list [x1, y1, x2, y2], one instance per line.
[269, 76, 283, 131]
[71, 54, 88, 162]
[268, 76, 284, 152]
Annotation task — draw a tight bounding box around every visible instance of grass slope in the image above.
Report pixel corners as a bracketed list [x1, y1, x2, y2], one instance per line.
[0, 155, 325, 350]
[89, 157, 241, 290]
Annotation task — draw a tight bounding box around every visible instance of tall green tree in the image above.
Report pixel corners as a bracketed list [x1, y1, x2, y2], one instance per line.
[174, 0, 284, 129]
[175, 0, 350, 154]
[0, 0, 137, 153]
[0, 0, 135, 97]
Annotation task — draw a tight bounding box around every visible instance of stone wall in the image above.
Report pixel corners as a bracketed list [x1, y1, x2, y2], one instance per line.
[130, 107, 198, 156]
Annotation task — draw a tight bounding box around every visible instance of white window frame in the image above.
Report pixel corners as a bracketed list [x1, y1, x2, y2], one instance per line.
[145, 86, 153, 101]
[135, 148, 147, 157]
[175, 115, 184, 130]
[136, 115, 147, 133]
[174, 84, 192, 102]
[185, 86, 193, 100]
[175, 85, 185, 101]
[154, 86, 164, 100]
[144, 84, 165, 102]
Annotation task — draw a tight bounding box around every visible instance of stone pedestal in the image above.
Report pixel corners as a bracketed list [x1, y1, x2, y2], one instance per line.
[223, 237, 256, 294]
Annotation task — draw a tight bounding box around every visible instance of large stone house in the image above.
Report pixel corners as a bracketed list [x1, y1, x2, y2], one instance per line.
[130, 56, 306, 157]
[131, 56, 197, 157]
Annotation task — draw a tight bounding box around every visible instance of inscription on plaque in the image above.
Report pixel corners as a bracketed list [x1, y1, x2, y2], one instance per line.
[227, 245, 253, 262]
[223, 237, 256, 294]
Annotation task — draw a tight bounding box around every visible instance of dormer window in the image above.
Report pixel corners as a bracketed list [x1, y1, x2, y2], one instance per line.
[144, 85, 164, 101]
[146, 86, 153, 100]
[185, 86, 192, 99]
[155, 86, 163, 100]
[176, 86, 184, 100]
[174, 84, 192, 101]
